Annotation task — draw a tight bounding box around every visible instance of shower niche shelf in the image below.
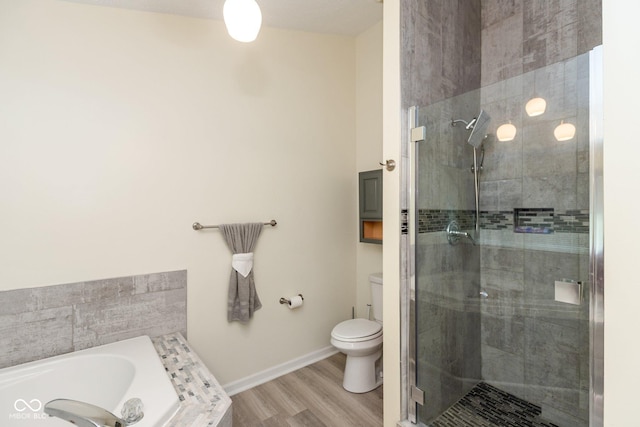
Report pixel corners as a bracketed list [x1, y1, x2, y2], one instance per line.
[359, 169, 383, 244]
[514, 208, 554, 234]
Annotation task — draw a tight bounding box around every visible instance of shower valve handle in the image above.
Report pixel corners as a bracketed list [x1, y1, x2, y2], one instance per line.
[446, 221, 477, 246]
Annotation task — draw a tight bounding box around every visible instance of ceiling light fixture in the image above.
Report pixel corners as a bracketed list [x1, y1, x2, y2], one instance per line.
[496, 122, 517, 142]
[554, 121, 576, 141]
[525, 97, 547, 117]
[223, 0, 262, 43]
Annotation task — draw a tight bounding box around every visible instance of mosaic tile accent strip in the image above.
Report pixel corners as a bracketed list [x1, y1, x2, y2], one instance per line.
[418, 209, 475, 233]
[480, 210, 513, 230]
[555, 210, 589, 233]
[153, 333, 232, 427]
[430, 382, 559, 427]
[416, 209, 589, 234]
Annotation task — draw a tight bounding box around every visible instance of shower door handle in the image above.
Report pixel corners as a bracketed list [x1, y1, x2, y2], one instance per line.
[379, 159, 396, 171]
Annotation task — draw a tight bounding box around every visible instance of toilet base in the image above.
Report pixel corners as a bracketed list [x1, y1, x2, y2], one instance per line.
[342, 349, 382, 393]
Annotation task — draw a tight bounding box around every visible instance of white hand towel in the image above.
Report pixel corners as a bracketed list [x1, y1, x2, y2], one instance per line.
[232, 253, 254, 278]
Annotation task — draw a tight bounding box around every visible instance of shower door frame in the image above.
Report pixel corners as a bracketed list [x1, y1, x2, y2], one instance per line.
[404, 105, 420, 424]
[588, 45, 604, 427]
[402, 46, 605, 427]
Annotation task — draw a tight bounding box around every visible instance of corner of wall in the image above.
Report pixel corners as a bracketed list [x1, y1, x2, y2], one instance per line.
[355, 20, 384, 318]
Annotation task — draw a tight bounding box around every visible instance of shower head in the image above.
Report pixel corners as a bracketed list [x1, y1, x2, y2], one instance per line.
[451, 110, 491, 148]
[465, 118, 477, 130]
[467, 110, 490, 148]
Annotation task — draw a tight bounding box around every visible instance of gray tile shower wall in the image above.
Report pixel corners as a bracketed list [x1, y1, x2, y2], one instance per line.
[416, 233, 482, 423]
[479, 245, 590, 427]
[481, 0, 602, 87]
[0, 270, 187, 369]
[401, 0, 482, 109]
[402, 0, 484, 422]
[480, 54, 591, 213]
[475, 40, 593, 427]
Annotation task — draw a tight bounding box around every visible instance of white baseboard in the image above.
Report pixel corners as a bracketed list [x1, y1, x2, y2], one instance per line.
[223, 346, 339, 396]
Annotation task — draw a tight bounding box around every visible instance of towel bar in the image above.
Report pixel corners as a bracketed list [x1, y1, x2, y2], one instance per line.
[192, 220, 277, 230]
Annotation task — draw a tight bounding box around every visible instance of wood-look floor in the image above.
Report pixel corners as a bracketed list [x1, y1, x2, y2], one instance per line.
[231, 353, 383, 427]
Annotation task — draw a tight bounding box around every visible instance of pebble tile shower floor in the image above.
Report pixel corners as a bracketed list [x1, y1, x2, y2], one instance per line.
[430, 382, 559, 427]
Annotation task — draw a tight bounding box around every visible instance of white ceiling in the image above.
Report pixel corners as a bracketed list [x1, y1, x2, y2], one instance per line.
[62, 0, 383, 36]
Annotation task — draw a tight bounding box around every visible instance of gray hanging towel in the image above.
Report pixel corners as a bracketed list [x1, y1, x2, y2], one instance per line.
[218, 223, 263, 323]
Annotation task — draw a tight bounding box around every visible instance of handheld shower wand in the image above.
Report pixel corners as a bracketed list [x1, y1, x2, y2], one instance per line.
[450, 110, 492, 237]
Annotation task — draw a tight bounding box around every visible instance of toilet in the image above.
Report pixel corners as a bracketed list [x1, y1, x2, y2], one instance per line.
[331, 273, 383, 393]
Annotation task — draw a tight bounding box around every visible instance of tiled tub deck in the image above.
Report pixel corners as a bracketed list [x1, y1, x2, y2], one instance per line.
[152, 333, 232, 427]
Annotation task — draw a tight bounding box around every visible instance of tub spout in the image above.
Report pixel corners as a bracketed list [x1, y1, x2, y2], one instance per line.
[44, 399, 127, 427]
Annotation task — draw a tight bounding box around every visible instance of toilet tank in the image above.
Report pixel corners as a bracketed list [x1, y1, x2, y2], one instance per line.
[369, 273, 383, 323]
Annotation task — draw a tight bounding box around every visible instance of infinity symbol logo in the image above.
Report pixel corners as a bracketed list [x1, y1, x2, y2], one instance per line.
[14, 399, 42, 412]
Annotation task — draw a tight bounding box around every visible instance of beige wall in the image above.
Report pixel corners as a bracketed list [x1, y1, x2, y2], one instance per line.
[602, 1, 640, 425]
[355, 21, 383, 317]
[0, 0, 361, 385]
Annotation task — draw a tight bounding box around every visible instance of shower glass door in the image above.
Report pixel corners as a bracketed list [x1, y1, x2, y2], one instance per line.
[413, 49, 597, 427]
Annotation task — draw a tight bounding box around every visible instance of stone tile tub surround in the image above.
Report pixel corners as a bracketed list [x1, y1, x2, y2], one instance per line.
[0, 270, 187, 369]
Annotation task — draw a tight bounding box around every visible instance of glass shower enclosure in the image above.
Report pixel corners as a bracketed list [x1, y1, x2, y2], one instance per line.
[406, 46, 603, 427]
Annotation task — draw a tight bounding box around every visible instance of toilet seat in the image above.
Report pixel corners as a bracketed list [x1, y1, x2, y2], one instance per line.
[331, 319, 382, 343]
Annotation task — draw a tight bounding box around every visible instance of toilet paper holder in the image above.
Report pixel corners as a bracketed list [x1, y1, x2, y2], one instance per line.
[279, 294, 304, 305]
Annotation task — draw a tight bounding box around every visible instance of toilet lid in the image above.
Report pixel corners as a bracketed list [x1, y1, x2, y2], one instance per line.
[332, 319, 382, 341]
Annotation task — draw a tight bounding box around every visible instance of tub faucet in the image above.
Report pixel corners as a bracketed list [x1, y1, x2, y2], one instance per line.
[44, 399, 127, 427]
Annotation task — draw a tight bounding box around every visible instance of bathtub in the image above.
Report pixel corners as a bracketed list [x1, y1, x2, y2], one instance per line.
[0, 336, 180, 427]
